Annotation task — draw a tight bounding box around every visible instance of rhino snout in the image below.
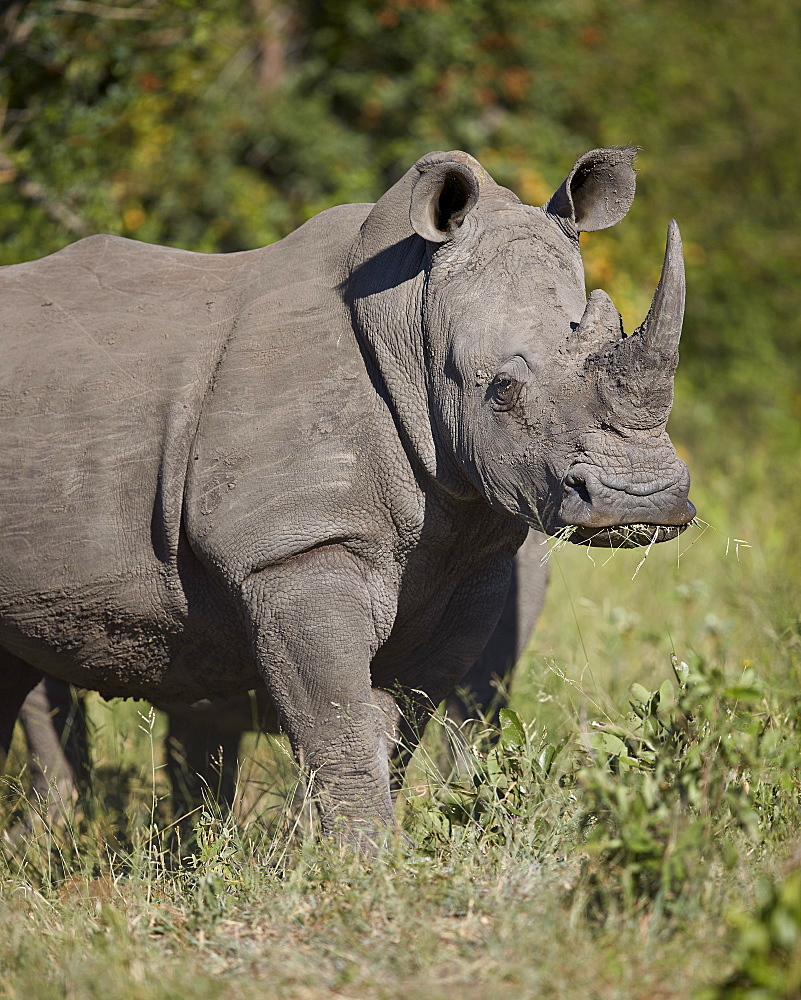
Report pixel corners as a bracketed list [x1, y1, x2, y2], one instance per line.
[557, 462, 695, 539]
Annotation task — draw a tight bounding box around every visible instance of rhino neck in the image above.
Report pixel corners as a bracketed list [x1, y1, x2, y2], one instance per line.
[343, 162, 503, 501]
[342, 169, 444, 488]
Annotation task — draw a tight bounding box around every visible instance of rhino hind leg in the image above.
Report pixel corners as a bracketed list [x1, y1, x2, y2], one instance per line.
[16, 677, 89, 821]
[0, 648, 43, 762]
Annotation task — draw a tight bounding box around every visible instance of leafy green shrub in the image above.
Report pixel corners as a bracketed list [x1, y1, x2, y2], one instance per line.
[573, 656, 801, 920]
[403, 708, 571, 857]
[402, 650, 801, 922]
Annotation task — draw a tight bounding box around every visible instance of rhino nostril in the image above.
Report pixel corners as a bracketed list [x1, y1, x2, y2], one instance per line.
[565, 473, 592, 505]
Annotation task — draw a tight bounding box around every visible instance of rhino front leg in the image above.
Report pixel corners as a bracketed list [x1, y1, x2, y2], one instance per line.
[445, 529, 550, 730]
[240, 551, 399, 848]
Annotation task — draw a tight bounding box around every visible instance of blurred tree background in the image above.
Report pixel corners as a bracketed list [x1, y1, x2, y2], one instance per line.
[1, 0, 799, 566]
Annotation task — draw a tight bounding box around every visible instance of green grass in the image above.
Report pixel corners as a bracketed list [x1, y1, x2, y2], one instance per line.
[2, 403, 800, 1000]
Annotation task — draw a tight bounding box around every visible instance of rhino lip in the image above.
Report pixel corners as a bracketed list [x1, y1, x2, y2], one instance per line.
[568, 522, 689, 548]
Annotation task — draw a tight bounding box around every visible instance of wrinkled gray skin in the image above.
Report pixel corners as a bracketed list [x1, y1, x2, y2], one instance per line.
[17, 529, 548, 820]
[0, 149, 694, 844]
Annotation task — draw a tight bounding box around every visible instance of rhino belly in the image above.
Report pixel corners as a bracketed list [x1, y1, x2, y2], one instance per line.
[0, 571, 259, 703]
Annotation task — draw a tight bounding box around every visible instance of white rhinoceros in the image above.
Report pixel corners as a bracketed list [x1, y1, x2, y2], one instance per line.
[0, 149, 693, 844]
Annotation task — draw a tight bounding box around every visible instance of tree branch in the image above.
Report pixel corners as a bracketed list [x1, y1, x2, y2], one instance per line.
[53, 1, 156, 21]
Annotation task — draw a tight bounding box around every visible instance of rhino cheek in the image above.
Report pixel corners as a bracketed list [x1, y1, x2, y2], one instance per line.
[467, 426, 554, 529]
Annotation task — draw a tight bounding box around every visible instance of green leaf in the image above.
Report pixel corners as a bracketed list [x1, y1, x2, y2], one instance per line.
[588, 731, 628, 757]
[499, 708, 526, 748]
[658, 678, 677, 711]
[538, 743, 556, 776]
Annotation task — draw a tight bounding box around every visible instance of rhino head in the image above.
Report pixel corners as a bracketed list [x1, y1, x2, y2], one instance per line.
[350, 148, 695, 547]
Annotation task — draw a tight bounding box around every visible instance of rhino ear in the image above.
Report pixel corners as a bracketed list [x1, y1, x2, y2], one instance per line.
[546, 147, 637, 233]
[409, 159, 480, 243]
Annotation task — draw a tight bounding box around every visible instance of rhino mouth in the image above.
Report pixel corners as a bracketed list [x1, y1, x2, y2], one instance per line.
[568, 522, 689, 548]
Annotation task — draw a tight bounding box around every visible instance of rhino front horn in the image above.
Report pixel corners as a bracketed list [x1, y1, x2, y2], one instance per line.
[634, 220, 685, 356]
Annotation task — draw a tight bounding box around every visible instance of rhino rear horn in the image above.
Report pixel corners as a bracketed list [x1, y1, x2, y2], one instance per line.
[546, 147, 637, 232]
[410, 159, 480, 243]
[568, 289, 624, 356]
[633, 220, 685, 357]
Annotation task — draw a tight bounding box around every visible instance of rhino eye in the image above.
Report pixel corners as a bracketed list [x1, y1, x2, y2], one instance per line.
[490, 372, 522, 411]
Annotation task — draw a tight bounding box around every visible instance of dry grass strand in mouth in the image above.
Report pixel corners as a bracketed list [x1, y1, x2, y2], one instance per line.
[541, 522, 673, 569]
[630, 525, 661, 580]
[539, 524, 579, 564]
[568, 518, 751, 577]
[540, 520, 713, 575]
